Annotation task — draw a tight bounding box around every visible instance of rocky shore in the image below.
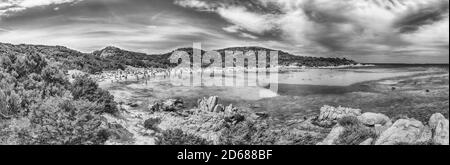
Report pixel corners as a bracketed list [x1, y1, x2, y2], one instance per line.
[315, 105, 449, 145]
[103, 96, 449, 145]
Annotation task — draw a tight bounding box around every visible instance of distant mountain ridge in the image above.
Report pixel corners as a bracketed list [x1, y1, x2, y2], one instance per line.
[1, 42, 357, 74]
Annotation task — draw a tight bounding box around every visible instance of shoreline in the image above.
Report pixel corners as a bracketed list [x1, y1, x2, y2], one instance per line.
[88, 63, 376, 86]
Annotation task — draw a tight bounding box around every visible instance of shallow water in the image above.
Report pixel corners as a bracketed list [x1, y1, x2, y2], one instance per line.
[103, 65, 449, 121]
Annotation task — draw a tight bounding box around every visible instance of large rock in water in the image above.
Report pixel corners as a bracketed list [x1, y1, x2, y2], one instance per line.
[375, 119, 432, 145]
[317, 105, 362, 126]
[429, 113, 449, 145]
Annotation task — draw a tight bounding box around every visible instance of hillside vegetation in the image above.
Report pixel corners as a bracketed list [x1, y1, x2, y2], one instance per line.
[1, 43, 357, 74]
[0, 48, 117, 144]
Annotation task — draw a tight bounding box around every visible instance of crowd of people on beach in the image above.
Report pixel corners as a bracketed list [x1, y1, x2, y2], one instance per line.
[88, 65, 284, 84]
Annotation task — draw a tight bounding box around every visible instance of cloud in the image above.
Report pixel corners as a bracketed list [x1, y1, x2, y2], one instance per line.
[222, 25, 240, 33]
[239, 32, 258, 39]
[174, 0, 213, 11]
[0, 0, 82, 17]
[215, 6, 276, 34]
[222, 25, 259, 39]
[0, 0, 448, 63]
[176, 0, 449, 62]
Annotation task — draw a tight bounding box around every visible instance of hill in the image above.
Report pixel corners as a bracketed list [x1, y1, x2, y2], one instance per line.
[1, 43, 357, 74]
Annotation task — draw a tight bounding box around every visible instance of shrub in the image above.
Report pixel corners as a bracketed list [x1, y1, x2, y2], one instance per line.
[71, 75, 118, 114]
[1, 49, 120, 144]
[218, 120, 277, 145]
[24, 96, 108, 145]
[144, 118, 161, 131]
[335, 116, 377, 145]
[155, 129, 212, 145]
[338, 116, 360, 127]
[0, 90, 8, 119]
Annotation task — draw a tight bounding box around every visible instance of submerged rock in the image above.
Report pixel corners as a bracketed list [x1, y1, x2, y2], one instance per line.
[127, 102, 140, 108]
[375, 119, 432, 145]
[255, 112, 269, 119]
[429, 113, 449, 145]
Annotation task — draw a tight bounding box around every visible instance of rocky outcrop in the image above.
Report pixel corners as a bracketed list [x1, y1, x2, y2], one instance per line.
[198, 96, 224, 113]
[316, 105, 362, 127]
[197, 97, 245, 124]
[375, 119, 432, 145]
[317, 110, 448, 145]
[429, 113, 449, 145]
[148, 99, 184, 112]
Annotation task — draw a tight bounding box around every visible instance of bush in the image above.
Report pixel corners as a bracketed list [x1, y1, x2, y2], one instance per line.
[335, 116, 377, 145]
[338, 116, 360, 127]
[1, 49, 120, 145]
[218, 120, 277, 145]
[25, 96, 108, 145]
[155, 129, 212, 145]
[71, 75, 118, 114]
[144, 118, 161, 131]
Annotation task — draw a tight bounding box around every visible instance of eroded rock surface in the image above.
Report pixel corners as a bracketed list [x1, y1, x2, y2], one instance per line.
[375, 119, 432, 145]
[429, 113, 449, 145]
[316, 105, 362, 127]
[358, 112, 392, 127]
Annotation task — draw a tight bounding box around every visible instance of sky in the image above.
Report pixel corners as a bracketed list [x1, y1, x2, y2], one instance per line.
[0, 0, 448, 63]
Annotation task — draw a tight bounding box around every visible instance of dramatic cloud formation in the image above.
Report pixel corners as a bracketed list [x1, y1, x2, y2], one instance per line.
[174, 0, 449, 63]
[0, 0, 448, 63]
[0, 0, 82, 16]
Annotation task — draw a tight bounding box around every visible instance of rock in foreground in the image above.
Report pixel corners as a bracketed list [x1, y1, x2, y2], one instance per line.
[316, 105, 362, 127]
[429, 113, 449, 145]
[358, 112, 392, 127]
[375, 119, 432, 145]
